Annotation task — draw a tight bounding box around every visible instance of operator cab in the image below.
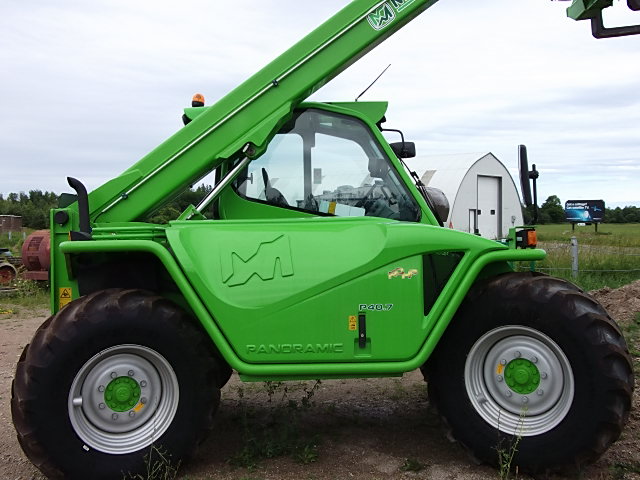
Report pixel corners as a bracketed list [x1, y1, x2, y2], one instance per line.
[233, 107, 421, 222]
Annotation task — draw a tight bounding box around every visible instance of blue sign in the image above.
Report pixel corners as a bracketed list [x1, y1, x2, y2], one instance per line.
[564, 200, 605, 223]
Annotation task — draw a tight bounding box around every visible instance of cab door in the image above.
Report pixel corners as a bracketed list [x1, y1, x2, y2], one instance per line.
[168, 107, 428, 364]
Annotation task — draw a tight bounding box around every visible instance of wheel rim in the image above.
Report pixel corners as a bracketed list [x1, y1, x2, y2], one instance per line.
[68, 344, 179, 454]
[464, 326, 574, 436]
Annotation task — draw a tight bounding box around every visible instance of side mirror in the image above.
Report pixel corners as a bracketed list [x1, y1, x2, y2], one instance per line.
[518, 145, 533, 207]
[390, 141, 416, 159]
[518, 145, 539, 224]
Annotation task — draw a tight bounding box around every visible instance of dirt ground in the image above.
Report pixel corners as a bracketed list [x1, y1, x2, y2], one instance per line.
[1, 282, 638, 480]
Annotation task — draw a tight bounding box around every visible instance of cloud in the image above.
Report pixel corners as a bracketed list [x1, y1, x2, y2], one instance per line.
[0, 0, 638, 206]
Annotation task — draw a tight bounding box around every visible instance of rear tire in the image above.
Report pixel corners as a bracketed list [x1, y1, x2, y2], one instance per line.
[424, 272, 633, 473]
[12, 289, 221, 480]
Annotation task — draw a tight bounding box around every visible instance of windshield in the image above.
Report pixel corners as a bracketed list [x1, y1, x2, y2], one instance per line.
[234, 108, 420, 222]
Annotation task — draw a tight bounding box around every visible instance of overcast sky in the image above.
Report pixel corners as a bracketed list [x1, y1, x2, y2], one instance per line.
[1, 0, 639, 208]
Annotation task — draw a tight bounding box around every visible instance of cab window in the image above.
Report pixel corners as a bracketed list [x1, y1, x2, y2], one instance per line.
[234, 109, 420, 222]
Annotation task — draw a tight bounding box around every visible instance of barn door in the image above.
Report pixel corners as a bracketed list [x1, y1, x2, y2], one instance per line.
[477, 176, 501, 239]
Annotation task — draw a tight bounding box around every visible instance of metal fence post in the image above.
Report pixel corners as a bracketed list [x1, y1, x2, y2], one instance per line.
[571, 236, 579, 279]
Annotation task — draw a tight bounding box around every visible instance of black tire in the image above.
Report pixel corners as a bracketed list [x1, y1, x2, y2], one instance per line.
[424, 272, 634, 473]
[12, 289, 221, 480]
[216, 362, 233, 388]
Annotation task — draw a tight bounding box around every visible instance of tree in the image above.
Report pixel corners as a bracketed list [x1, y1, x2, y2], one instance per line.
[539, 195, 565, 223]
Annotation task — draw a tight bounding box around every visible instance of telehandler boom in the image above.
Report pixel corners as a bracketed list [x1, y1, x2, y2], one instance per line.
[12, 1, 636, 478]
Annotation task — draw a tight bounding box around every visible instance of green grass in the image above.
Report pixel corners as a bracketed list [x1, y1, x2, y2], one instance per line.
[518, 224, 640, 290]
[122, 445, 181, 480]
[0, 278, 49, 311]
[536, 223, 640, 247]
[228, 381, 322, 470]
[400, 458, 426, 472]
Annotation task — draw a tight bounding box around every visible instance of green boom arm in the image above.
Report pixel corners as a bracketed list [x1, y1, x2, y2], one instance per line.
[89, 0, 440, 223]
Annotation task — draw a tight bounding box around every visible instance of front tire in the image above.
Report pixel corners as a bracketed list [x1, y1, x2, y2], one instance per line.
[425, 272, 634, 473]
[12, 289, 221, 479]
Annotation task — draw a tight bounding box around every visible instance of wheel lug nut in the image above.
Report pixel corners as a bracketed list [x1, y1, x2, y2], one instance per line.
[496, 375, 503, 382]
[537, 389, 544, 396]
[505, 390, 512, 397]
[112, 413, 118, 420]
[541, 372, 548, 379]
[98, 385, 105, 392]
[110, 372, 117, 379]
[500, 359, 507, 365]
[522, 396, 529, 404]
[140, 397, 147, 404]
[129, 411, 135, 417]
[140, 380, 147, 388]
[128, 370, 135, 377]
[98, 403, 106, 409]
[514, 351, 521, 358]
[531, 356, 538, 363]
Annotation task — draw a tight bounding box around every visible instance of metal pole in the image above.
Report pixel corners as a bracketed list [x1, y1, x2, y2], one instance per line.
[571, 236, 579, 279]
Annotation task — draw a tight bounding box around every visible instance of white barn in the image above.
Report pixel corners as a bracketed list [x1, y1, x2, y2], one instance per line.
[405, 152, 523, 239]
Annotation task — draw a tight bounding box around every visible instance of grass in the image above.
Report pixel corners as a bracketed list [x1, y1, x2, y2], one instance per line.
[123, 445, 181, 480]
[0, 230, 49, 310]
[495, 410, 526, 480]
[517, 223, 640, 290]
[610, 461, 640, 480]
[228, 380, 322, 470]
[400, 458, 425, 472]
[0, 278, 49, 312]
[536, 223, 640, 247]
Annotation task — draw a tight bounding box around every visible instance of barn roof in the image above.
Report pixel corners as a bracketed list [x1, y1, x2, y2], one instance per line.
[404, 152, 499, 206]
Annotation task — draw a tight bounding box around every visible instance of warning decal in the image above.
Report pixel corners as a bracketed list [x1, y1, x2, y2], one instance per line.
[59, 288, 73, 308]
[348, 315, 357, 331]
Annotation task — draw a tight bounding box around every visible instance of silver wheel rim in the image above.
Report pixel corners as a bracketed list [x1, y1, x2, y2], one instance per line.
[464, 326, 574, 436]
[68, 344, 179, 454]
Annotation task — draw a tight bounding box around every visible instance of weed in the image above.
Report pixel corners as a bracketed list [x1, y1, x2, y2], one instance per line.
[263, 381, 284, 402]
[610, 461, 640, 480]
[495, 410, 526, 480]
[293, 441, 319, 464]
[0, 278, 48, 310]
[228, 380, 322, 469]
[400, 457, 425, 472]
[621, 314, 640, 375]
[389, 379, 407, 401]
[123, 445, 181, 480]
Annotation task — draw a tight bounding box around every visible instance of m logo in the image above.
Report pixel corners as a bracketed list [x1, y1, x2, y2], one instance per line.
[367, 0, 415, 30]
[367, 3, 395, 30]
[221, 235, 294, 287]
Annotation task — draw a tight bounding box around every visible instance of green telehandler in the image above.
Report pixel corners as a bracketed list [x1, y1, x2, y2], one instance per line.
[12, 1, 637, 478]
